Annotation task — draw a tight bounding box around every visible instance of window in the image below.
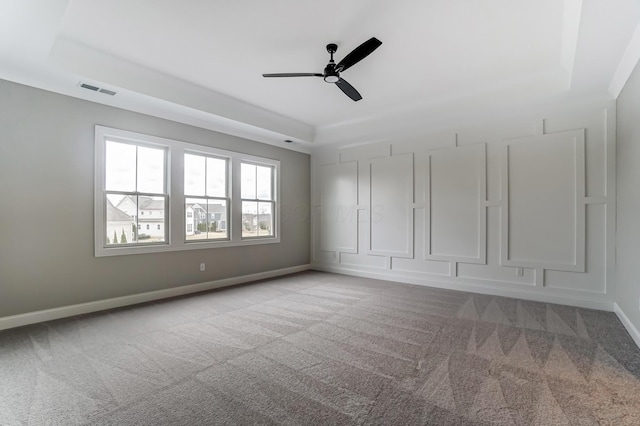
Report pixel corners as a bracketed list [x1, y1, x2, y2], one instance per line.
[241, 162, 275, 238]
[184, 153, 229, 241]
[95, 126, 280, 256]
[103, 138, 167, 248]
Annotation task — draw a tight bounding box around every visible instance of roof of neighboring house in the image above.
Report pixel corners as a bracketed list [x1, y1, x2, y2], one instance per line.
[116, 196, 136, 209]
[139, 199, 165, 210]
[186, 203, 206, 212]
[186, 203, 226, 214]
[118, 195, 165, 210]
[106, 198, 134, 222]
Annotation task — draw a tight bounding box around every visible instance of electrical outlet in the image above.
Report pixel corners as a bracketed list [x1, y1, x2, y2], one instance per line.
[200, 263, 205, 272]
[516, 267, 524, 277]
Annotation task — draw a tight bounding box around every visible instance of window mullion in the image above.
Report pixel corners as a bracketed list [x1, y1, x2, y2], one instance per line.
[135, 145, 139, 193]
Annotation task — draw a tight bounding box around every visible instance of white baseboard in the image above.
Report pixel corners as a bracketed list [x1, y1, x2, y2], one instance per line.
[0, 264, 311, 331]
[614, 303, 640, 349]
[313, 264, 614, 312]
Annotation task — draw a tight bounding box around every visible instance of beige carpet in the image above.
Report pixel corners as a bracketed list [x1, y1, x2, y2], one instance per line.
[1, 271, 640, 425]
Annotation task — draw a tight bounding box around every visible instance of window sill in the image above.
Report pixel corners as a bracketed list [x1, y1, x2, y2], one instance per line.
[95, 236, 280, 257]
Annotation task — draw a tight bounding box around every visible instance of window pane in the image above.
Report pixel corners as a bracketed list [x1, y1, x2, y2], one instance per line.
[105, 141, 136, 191]
[241, 163, 256, 199]
[184, 154, 205, 196]
[185, 197, 205, 241]
[242, 201, 258, 237]
[186, 198, 228, 241]
[105, 193, 135, 245]
[206, 157, 226, 197]
[206, 199, 228, 240]
[137, 196, 166, 243]
[257, 202, 273, 236]
[256, 165, 272, 200]
[137, 145, 165, 194]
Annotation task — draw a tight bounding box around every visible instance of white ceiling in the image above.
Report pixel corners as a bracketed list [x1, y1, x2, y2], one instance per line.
[2, 0, 640, 152]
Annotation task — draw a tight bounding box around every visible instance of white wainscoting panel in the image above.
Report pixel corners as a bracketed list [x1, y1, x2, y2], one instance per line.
[391, 257, 451, 276]
[543, 110, 607, 198]
[341, 253, 387, 269]
[369, 154, 414, 258]
[426, 144, 486, 263]
[545, 203, 607, 293]
[312, 103, 614, 312]
[501, 130, 586, 272]
[457, 207, 535, 286]
[319, 162, 358, 253]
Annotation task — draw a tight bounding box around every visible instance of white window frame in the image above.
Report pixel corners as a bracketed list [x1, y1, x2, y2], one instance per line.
[184, 151, 231, 243]
[95, 126, 280, 257]
[240, 160, 277, 240]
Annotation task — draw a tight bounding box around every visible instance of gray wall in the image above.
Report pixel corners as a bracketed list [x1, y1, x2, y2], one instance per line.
[616, 60, 640, 334]
[0, 79, 310, 317]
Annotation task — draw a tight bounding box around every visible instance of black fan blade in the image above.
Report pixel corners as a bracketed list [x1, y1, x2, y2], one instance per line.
[335, 37, 382, 72]
[335, 78, 362, 101]
[262, 73, 323, 77]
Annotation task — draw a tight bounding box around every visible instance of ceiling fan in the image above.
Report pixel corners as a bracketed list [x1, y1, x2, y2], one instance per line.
[262, 37, 382, 101]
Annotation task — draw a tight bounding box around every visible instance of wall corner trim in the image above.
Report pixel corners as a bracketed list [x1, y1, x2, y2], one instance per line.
[0, 264, 311, 331]
[613, 303, 640, 350]
[609, 22, 640, 99]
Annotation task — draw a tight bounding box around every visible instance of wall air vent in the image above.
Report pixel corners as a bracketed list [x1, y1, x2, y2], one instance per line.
[78, 82, 117, 96]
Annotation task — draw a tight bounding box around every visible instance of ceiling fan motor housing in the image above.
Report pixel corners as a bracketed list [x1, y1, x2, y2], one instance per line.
[324, 63, 340, 83]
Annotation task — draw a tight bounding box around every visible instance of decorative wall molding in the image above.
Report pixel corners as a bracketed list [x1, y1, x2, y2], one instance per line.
[314, 264, 613, 312]
[368, 154, 414, 258]
[500, 129, 586, 272]
[319, 161, 358, 253]
[425, 143, 487, 263]
[312, 105, 614, 312]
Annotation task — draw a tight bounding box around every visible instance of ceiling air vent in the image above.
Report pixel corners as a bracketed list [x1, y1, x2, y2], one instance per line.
[78, 82, 117, 96]
[98, 88, 116, 96]
[80, 83, 99, 91]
